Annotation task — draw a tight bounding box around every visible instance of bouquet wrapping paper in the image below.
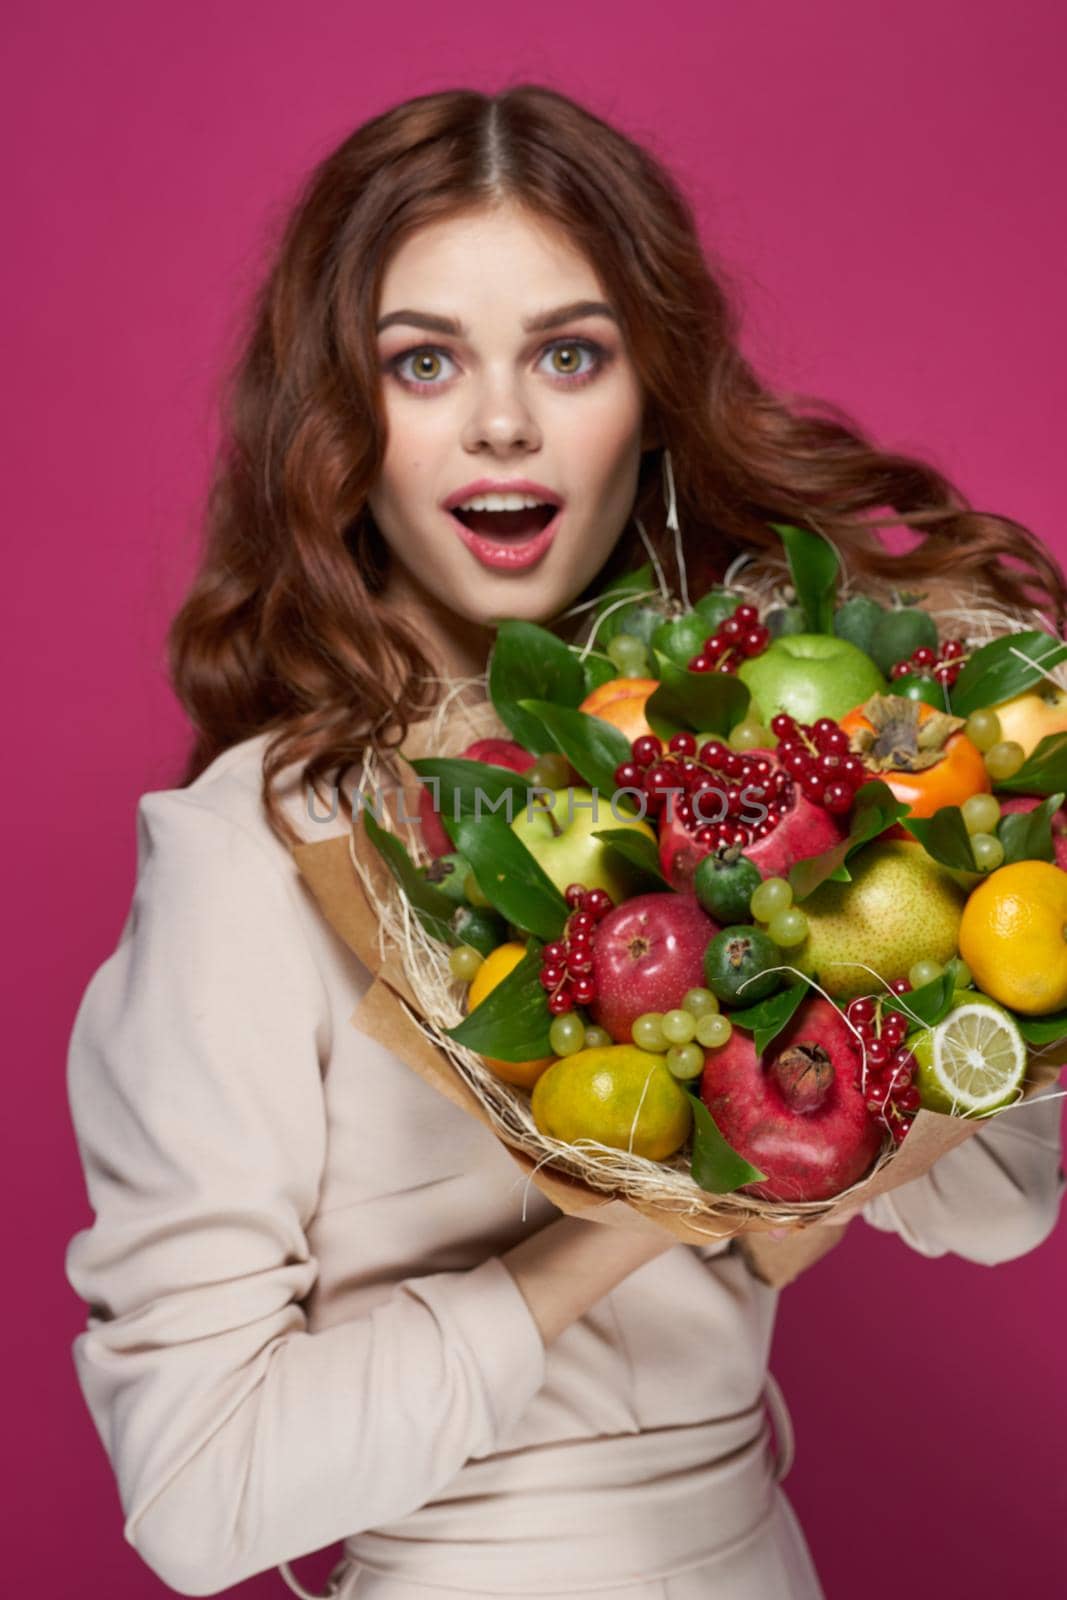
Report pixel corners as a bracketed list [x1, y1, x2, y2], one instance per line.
[291, 693, 1062, 1288]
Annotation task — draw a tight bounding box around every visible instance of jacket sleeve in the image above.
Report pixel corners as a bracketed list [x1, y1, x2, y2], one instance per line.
[64, 791, 547, 1597]
[860, 1084, 1065, 1265]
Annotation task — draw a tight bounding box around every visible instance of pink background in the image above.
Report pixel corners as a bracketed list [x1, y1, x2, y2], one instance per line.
[9, 1, 1065, 1594]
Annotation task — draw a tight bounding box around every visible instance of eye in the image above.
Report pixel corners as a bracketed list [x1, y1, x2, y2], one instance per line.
[390, 347, 458, 387]
[540, 339, 604, 381]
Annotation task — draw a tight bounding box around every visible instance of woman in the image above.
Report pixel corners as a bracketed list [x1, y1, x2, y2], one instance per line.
[64, 84, 1065, 1599]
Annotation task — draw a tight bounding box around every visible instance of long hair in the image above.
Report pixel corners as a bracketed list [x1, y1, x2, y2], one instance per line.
[168, 83, 1067, 849]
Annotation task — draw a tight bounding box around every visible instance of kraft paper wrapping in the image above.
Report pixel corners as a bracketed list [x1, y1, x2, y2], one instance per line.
[290, 713, 1065, 1289]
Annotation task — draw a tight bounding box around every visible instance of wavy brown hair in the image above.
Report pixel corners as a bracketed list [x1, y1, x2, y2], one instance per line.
[168, 82, 1067, 849]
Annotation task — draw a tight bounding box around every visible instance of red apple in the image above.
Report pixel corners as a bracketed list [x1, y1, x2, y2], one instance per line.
[998, 794, 1067, 870]
[588, 891, 720, 1043]
[419, 738, 538, 857]
[658, 747, 849, 889]
[700, 996, 882, 1201]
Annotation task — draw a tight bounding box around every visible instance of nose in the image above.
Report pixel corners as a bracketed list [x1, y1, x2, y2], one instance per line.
[461, 369, 542, 455]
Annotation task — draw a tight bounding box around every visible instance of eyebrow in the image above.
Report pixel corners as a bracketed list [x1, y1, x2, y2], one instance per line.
[375, 299, 619, 336]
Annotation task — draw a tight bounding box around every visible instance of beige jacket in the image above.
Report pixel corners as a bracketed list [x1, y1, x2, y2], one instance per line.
[64, 731, 1065, 1595]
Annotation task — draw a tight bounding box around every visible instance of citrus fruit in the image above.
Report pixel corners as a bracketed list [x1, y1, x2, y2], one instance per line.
[530, 1044, 693, 1160]
[910, 995, 1027, 1115]
[578, 677, 658, 745]
[466, 942, 554, 1088]
[958, 859, 1067, 1014]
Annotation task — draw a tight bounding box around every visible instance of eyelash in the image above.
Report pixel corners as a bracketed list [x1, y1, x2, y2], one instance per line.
[386, 337, 609, 393]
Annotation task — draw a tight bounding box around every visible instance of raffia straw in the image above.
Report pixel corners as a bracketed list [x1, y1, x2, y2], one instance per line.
[346, 574, 1065, 1226]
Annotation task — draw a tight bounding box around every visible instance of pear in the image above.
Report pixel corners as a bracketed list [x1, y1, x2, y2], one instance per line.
[792, 839, 967, 1001]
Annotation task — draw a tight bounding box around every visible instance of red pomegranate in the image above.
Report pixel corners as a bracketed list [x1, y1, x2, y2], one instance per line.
[700, 996, 882, 1201]
[658, 747, 849, 890]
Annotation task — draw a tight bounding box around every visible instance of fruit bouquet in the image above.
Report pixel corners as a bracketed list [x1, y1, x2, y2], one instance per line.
[293, 523, 1067, 1282]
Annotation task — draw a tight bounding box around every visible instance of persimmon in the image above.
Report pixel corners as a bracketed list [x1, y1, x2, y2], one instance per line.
[839, 693, 990, 818]
[578, 676, 659, 746]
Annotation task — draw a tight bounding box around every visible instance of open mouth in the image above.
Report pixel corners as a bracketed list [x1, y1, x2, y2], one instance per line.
[449, 504, 558, 540]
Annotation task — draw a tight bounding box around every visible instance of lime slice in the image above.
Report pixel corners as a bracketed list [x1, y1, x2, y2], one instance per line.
[911, 997, 1027, 1116]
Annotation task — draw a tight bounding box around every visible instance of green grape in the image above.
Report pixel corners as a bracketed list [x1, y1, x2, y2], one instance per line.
[728, 719, 770, 752]
[984, 740, 1026, 782]
[965, 708, 1003, 753]
[970, 832, 1005, 872]
[582, 1025, 612, 1050]
[666, 1042, 705, 1080]
[661, 1008, 697, 1045]
[549, 1013, 586, 1056]
[608, 635, 648, 675]
[947, 955, 972, 989]
[695, 1013, 733, 1048]
[528, 751, 570, 789]
[632, 1012, 668, 1051]
[908, 958, 944, 989]
[463, 872, 492, 908]
[767, 908, 809, 948]
[681, 987, 720, 1017]
[961, 792, 1001, 834]
[449, 944, 484, 982]
[750, 876, 794, 921]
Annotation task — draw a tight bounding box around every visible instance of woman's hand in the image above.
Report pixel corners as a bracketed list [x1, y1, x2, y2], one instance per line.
[500, 1213, 676, 1347]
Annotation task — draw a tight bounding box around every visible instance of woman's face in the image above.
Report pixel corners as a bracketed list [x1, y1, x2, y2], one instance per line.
[367, 200, 655, 644]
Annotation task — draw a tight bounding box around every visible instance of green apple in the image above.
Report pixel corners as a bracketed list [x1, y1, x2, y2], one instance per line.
[737, 633, 887, 725]
[509, 787, 656, 901]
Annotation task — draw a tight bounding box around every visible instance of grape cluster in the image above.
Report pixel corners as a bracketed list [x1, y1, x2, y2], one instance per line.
[769, 714, 869, 816]
[889, 637, 967, 688]
[848, 983, 920, 1142]
[632, 989, 732, 1080]
[685, 603, 771, 674]
[538, 884, 614, 1015]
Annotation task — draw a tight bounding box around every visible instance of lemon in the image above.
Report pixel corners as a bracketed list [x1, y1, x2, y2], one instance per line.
[531, 1044, 693, 1160]
[466, 942, 554, 1089]
[958, 859, 1067, 1014]
[911, 995, 1027, 1116]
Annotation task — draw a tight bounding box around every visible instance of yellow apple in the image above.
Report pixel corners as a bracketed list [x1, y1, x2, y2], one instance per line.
[991, 685, 1067, 758]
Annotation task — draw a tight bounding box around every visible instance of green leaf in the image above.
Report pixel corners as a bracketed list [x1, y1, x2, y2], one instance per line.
[949, 630, 1067, 718]
[571, 647, 617, 698]
[728, 980, 810, 1055]
[516, 697, 633, 797]
[488, 620, 587, 753]
[688, 1095, 766, 1194]
[996, 791, 1065, 864]
[901, 805, 977, 871]
[408, 756, 536, 830]
[994, 733, 1067, 796]
[590, 827, 669, 886]
[361, 809, 457, 946]
[769, 522, 839, 634]
[443, 939, 555, 1062]
[1014, 1008, 1067, 1047]
[442, 809, 568, 942]
[788, 780, 911, 901]
[900, 968, 960, 1029]
[644, 649, 751, 739]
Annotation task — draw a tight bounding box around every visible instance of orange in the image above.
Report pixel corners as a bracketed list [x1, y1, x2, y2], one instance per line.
[839, 696, 990, 818]
[466, 942, 554, 1088]
[578, 677, 659, 747]
[958, 860, 1067, 1014]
